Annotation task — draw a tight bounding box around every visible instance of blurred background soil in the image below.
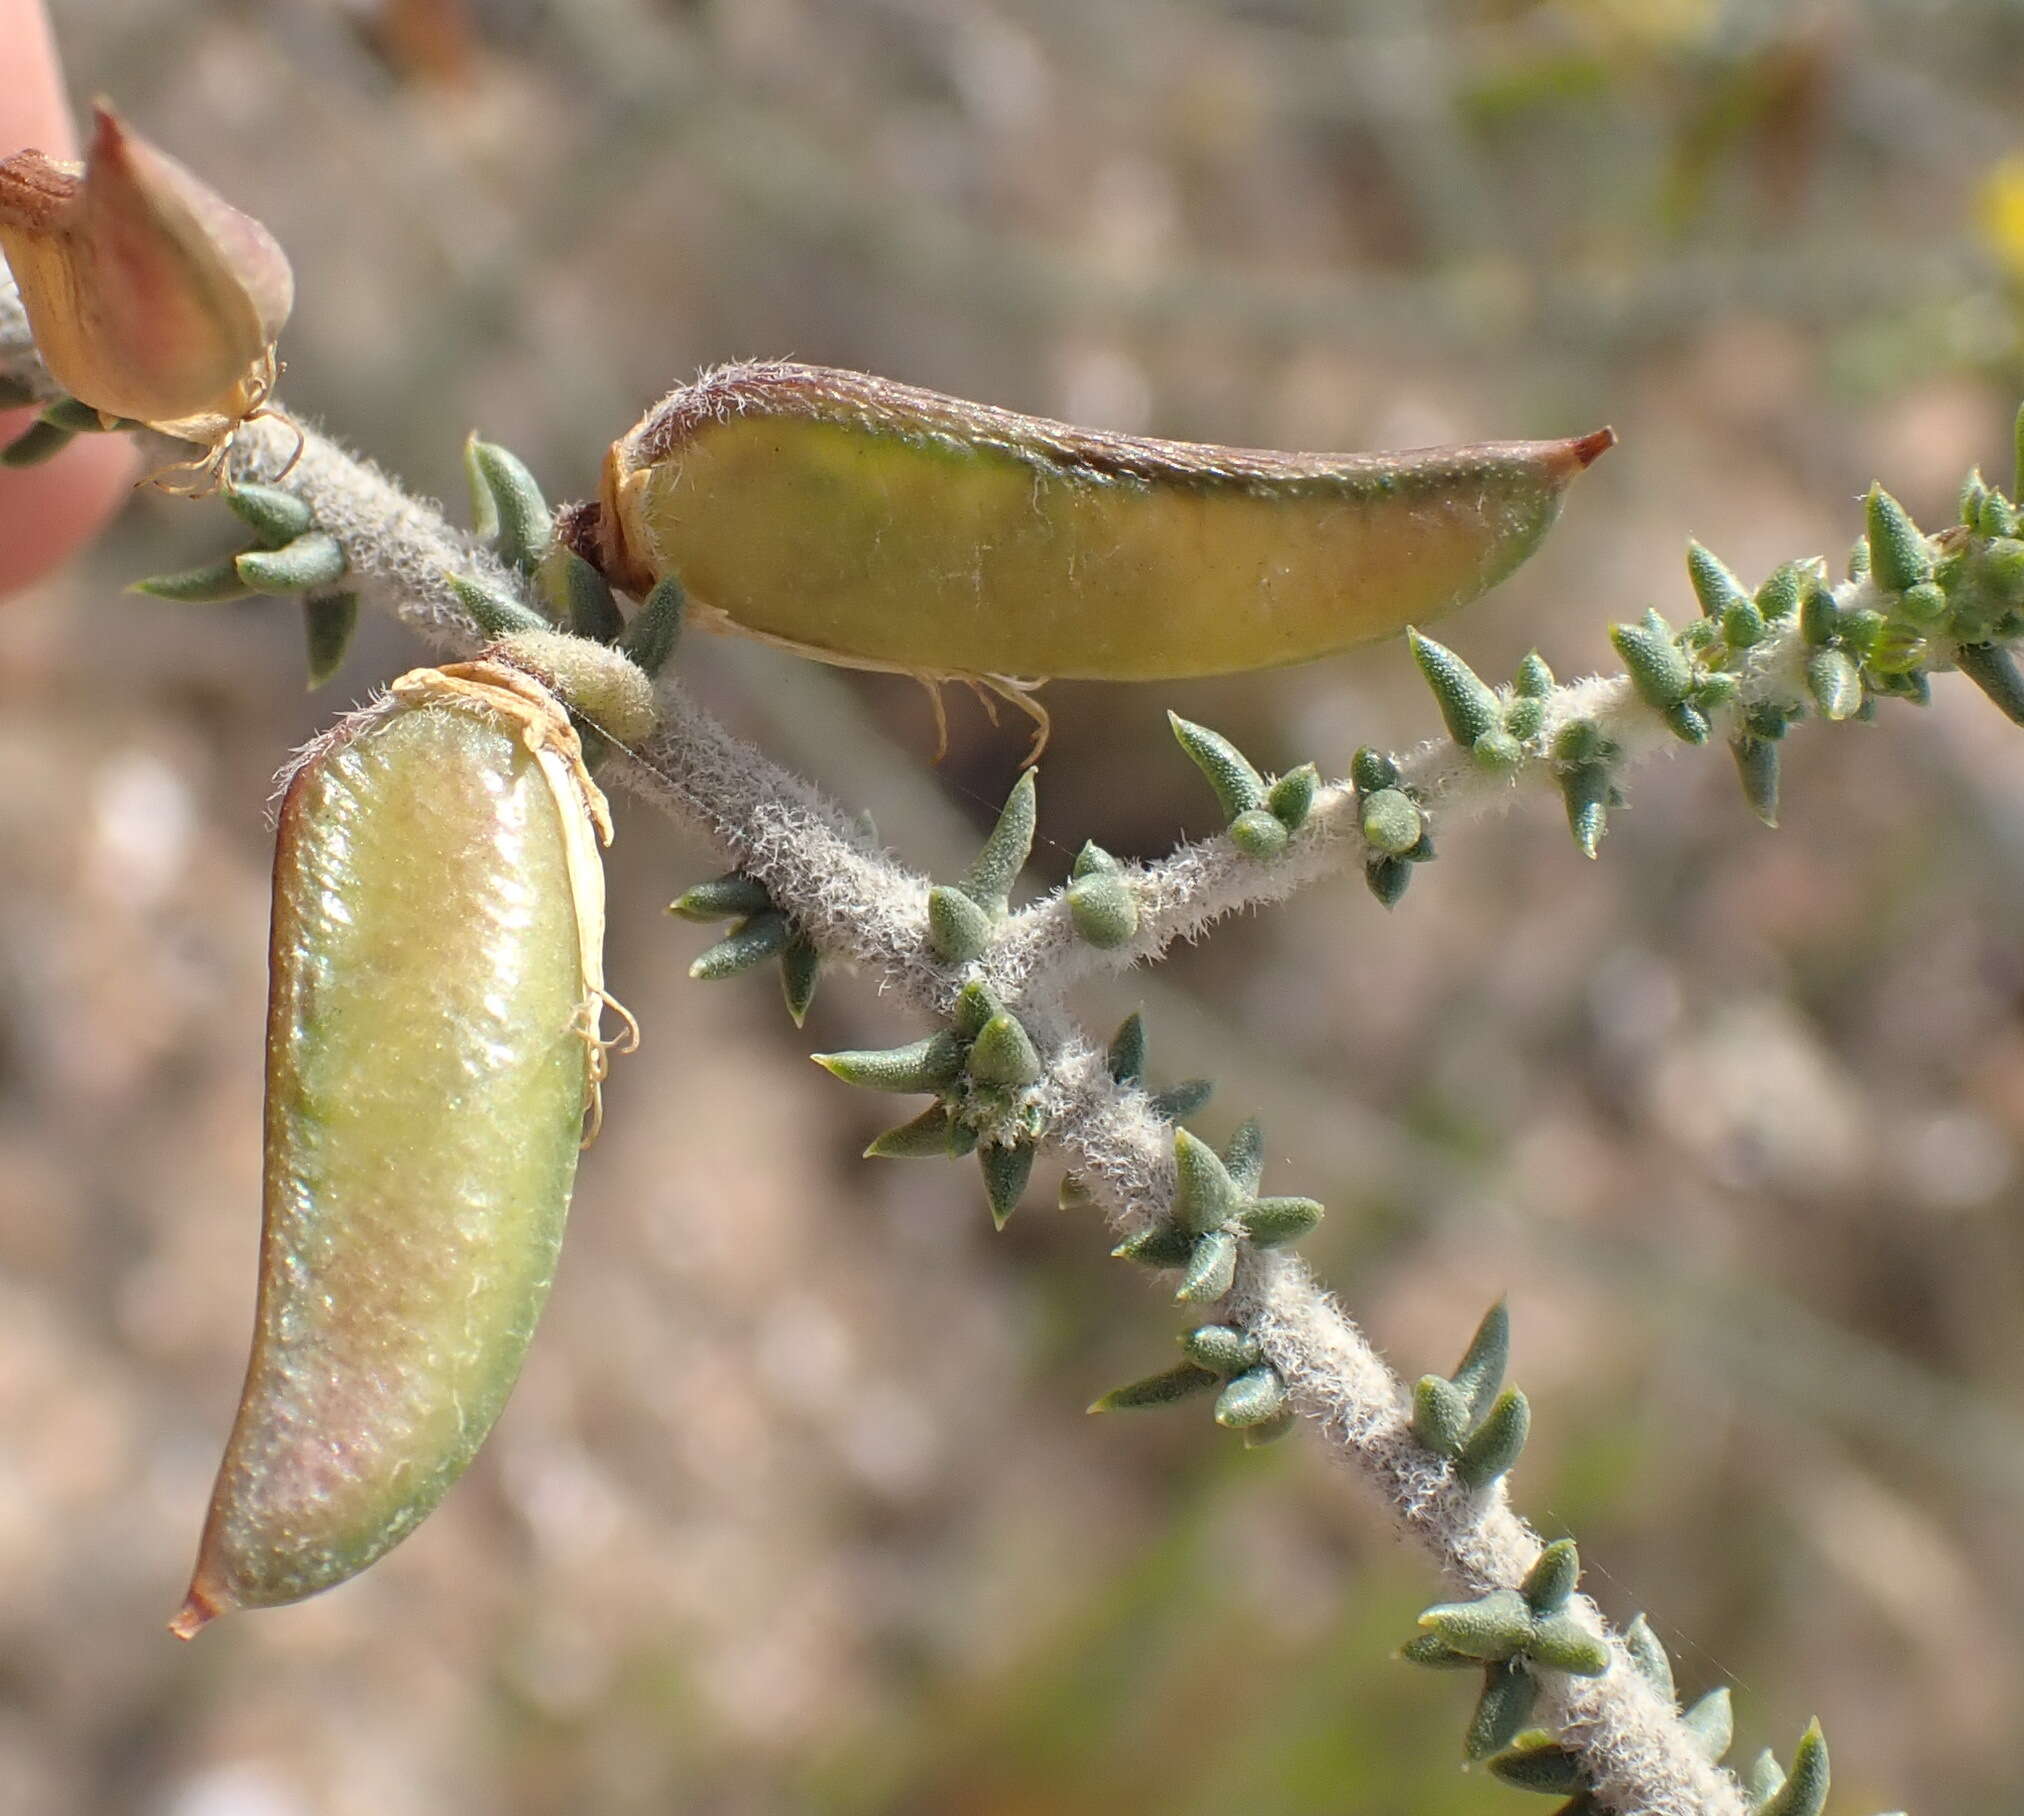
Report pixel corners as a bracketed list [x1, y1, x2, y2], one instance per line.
[5, 2, 2024, 1811]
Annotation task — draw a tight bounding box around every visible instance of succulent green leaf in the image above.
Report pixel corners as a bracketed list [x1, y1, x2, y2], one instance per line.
[1454, 1385, 1531, 1488]
[1148, 1077, 1214, 1123]
[1107, 1011, 1147, 1085]
[1754, 561, 1805, 620]
[690, 909, 792, 980]
[980, 1140, 1035, 1228]
[1266, 763, 1319, 830]
[1229, 806, 1290, 858]
[1220, 1117, 1265, 1196]
[0, 416, 76, 466]
[1071, 840, 1121, 879]
[1449, 1298, 1511, 1424]
[967, 1012, 1042, 1088]
[132, 557, 253, 602]
[1168, 712, 1266, 817]
[1418, 1587, 1533, 1661]
[1466, 1660, 1540, 1762]
[1361, 787, 1424, 856]
[1746, 1750, 1787, 1802]
[1066, 872, 1139, 948]
[1526, 1613, 1610, 1677]
[1798, 578, 1839, 648]
[927, 883, 996, 962]
[814, 1030, 962, 1092]
[1955, 641, 2024, 725]
[1865, 485, 1931, 592]
[1721, 596, 1767, 647]
[447, 569, 548, 638]
[1112, 1219, 1196, 1268]
[619, 575, 686, 678]
[1365, 855, 1413, 908]
[224, 482, 315, 548]
[1241, 1408, 1296, 1447]
[1682, 1686, 1734, 1762]
[951, 978, 1003, 1039]
[1686, 540, 1751, 619]
[1520, 1539, 1579, 1614]
[1409, 628, 1502, 747]
[1503, 695, 1546, 740]
[536, 544, 626, 643]
[462, 430, 501, 541]
[236, 533, 348, 596]
[1622, 1613, 1675, 1702]
[1213, 1364, 1289, 1429]
[863, 1103, 957, 1158]
[1088, 1361, 1219, 1414]
[302, 592, 359, 689]
[1754, 1722, 1828, 1816]
[1487, 1734, 1585, 1795]
[1896, 579, 1948, 628]
[1400, 1632, 1478, 1669]
[1805, 648, 1864, 720]
[1514, 649, 1555, 697]
[780, 936, 820, 1027]
[1558, 762, 1610, 859]
[1412, 1375, 1471, 1457]
[1181, 1324, 1263, 1375]
[465, 436, 553, 576]
[671, 872, 774, 922]
[1610, 617, 1693, 710]
[1172, 1129, 1240, 1236]
[1350, 745, 1401, 794]
[1471, 728, 1525, 775]
[1239, 1195, 1323, 1249]
[1176, 1229, 1239, 1303]
[1663, 701, 1711, 745]
[961, 769, 1037, 912]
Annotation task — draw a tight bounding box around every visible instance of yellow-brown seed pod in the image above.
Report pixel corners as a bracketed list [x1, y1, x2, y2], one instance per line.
[172, 660, 615, 1637]
[569, 362, 1611, 687]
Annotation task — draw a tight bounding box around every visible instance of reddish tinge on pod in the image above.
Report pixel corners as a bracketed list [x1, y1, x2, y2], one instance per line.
[0, 103, 291, 445]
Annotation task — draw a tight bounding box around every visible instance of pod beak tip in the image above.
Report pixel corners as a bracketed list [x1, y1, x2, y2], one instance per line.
[1569, 426, 1616, 469]
[168, 1587, 219, 1641]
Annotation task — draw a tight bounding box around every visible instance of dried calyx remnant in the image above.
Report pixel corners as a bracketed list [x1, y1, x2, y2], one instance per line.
[0, 102, 291, 479]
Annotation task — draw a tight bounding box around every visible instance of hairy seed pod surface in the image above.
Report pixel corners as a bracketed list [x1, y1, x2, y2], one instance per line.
[572, 362, 1612, 683]
[172, 660, 614, 1637]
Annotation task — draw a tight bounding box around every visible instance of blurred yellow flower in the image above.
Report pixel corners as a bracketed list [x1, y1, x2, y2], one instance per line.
[1979, 156, 2024, 284]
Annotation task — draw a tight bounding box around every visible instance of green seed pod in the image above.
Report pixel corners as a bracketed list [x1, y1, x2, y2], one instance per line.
[567, 363, 1611, 684]
[173, 661, 621, 1637]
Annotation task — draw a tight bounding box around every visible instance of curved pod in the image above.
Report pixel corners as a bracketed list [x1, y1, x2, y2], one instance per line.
[173, 661, 612, 1637]
[574, 362, 1612, 683]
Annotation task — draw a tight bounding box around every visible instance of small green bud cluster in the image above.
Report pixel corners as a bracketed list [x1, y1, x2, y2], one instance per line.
[1167, 712, 1318, 860]
[1110, 1109, 1323, 1308]
[1088, 1318, 1292, 1448]
[814, 973, 1051, 1227]
[1349, 743, 1433, 905]
[1409, 1298, 1529, 1490]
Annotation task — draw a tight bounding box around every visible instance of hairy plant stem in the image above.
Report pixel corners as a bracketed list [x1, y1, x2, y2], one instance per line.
[5, 293, 1840, 1810]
